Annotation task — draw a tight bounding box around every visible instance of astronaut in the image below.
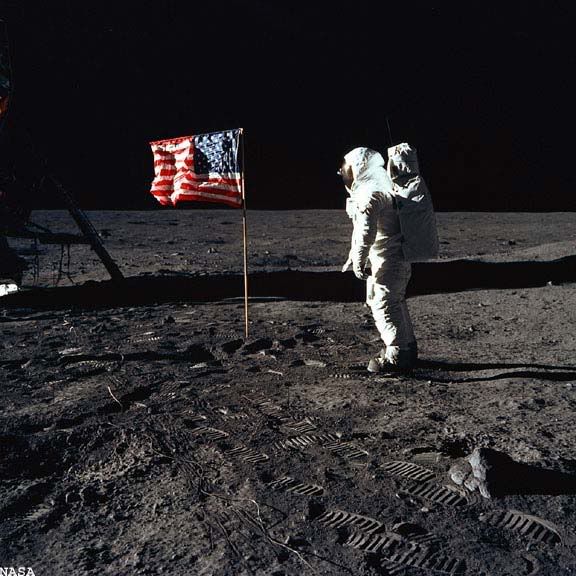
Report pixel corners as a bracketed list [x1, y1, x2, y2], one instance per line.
[340, 146, 425, 372]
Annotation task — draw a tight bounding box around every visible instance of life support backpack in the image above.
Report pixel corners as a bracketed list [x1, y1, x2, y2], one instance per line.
[387, 143, 439, 262]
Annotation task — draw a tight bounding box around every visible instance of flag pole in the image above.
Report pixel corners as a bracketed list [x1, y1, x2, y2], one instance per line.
[240, 128, 249, 339]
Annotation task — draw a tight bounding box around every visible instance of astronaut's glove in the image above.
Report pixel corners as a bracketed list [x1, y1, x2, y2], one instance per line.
[342, 256, 352, 273]
[353, 262, 369, 281]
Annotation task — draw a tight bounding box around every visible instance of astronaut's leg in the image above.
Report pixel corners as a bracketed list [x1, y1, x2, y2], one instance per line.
[368, 262, 417, 371]
[400, 299, 418, 366]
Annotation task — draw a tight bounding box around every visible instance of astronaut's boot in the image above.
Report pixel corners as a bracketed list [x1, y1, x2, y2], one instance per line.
[367, 343, 417, 374]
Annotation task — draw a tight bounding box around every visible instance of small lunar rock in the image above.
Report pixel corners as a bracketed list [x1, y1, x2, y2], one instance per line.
[449, 460, 472, 486]
[59, 347, 83, 356]
[304, 359, 327, 368]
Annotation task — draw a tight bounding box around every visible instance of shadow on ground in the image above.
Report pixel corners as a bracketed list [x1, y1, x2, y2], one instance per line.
[491, 461, 576, 496]
[416, 359, 576, 383]
[455, 449, 576, 497]
[2, 255, 576, 310]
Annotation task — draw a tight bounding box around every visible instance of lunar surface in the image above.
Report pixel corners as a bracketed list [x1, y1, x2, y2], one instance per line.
[1, 210, 576, 575]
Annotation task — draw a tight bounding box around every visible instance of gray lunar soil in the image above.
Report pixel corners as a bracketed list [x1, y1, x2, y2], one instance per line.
[1, 210, 576, 575]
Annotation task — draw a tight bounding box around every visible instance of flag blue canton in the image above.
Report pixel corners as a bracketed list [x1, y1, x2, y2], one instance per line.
[193, 130, 240, 175]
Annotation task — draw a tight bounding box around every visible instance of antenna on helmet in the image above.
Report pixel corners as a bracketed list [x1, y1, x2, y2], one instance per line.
[385, 115, 394, 148]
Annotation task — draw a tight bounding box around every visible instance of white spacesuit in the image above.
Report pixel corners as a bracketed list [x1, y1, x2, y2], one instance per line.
[341, 146, 419, 371]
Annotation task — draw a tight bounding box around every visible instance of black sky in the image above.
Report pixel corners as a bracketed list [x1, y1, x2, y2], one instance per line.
[2, 1, 575, 210]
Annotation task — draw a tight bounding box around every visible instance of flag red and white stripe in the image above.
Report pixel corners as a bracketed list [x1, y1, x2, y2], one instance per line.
[149, 129, 242, 208]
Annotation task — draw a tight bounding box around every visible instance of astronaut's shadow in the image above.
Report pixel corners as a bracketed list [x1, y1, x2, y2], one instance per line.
[415, 359, 576, 383]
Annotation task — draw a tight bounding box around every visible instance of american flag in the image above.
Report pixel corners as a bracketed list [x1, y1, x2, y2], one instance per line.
[150, 129, 242, 208]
